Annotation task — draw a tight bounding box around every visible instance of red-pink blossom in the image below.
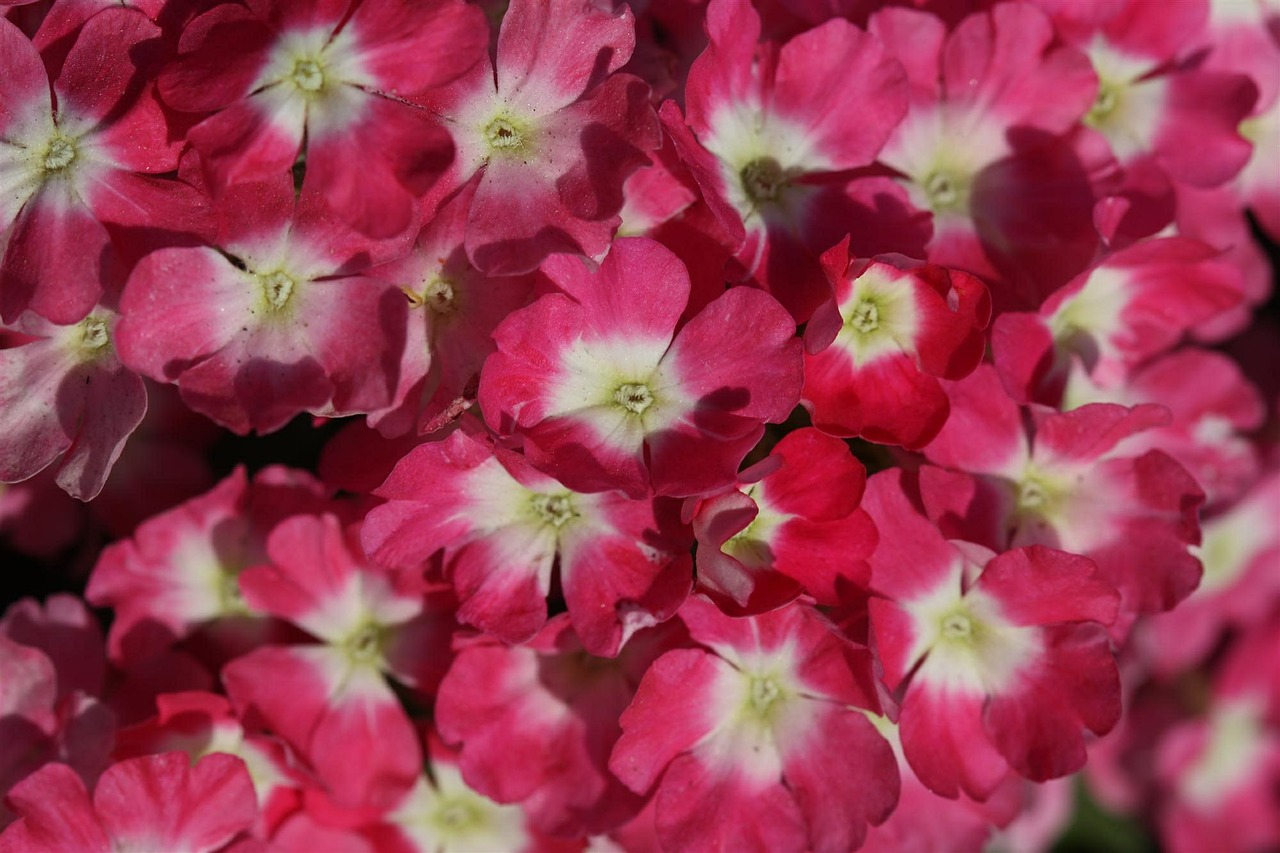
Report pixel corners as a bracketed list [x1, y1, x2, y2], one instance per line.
[992, 236, 1244, 403]
[112, 691, 311, 839]
[690, 426, 877, 613]
[869, 2, 1102, 310]
[661, 0, 909, 321]
[479, 237, 803, 499]
[921, 365, 1204, 631]
[611, 596, 899, 852]
[0, 10, 208, 325]
[802, 244, 989, 448]
[0, 752, 256, 853]
[865, 468, 1121, 797]
[435, 617, 683, 836]
[160, 0, 487, 238]
[116, 178, 413, 435]
[223, 513, 453, 810]
[415, 0, 661, 275]
[0, 308, 146, 500]
[363, 428, 690, 655]
[86, 465, 333, 667]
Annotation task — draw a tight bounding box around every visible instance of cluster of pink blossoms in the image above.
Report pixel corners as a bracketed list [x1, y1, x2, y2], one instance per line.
[0, 0, 1278, 850]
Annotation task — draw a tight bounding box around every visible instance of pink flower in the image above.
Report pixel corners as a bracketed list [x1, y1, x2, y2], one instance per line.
[435, 617, 682, 836]
[1154, 623, 1280, 853]
[223, 513, 453, 810]
[363, 428, 691, 655]
[116, 177, 413, 434]
[992, 236, 1244, 403]
[112, 691, 311, 839]
[869, 2, 1101, 310]
[86, 465, 332, 667]
[865, 468, 1121, 798]
[479, 237, 803, 499]
[1035, 0, 1259, 239]
[920, 365, 1204, 632]
[0, 752, 256, 853]
[801, 243, 989, 449]
[416, 0, 661, 274]
[363, 181, 536, 438]
[690, 426, 877, 613]
[0, 308, 146, 500]
[661, 0, 909, 321]
[0, 10, 208, 324]
[610, 596, 899, 852]
[160, 0, 488, 238]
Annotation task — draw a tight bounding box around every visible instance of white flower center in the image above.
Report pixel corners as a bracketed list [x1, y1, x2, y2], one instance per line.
[422, 278, 456, 314]
[344, 623, 383, 665]
[433, 796, 486, 832]
[259, 270, 296, 310]
[530, 493, 576, 528]
[613, 382, 654, 415]
[848, 300, 880, 334]
[941, 611, 973, 640]
[483, 115, 532, 155]
[79, 317, 109, 351]
[923, 170, 961, 211]
[740, 156, 787, 205]
[43, 136, 77, 172]
[291, 58, 325, 92]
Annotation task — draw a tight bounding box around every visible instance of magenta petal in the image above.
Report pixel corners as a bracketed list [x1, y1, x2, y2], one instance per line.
[542, 237, 688, 341]
[774, 700, 899, 851]
[307, 670, 422, 809]
[303, 99, 445, 239]
[222, 645, 331, 759]
[560, 515, 691, 656]
[764, 428, 866, 520]
[451, 532, 554, 644]
[977, 546, 1118, 628]
[495, 0, 635, 112]
[610, 648, 723, 795]
[0, 763, 109, 853]
[1, 193, 109, 325]
[984, 624, 1121, 781]
[94, 752, 257, 851]
[654, 752, 808, 852]
[188, 96, 303, 191]
[53, 349, 147, 501]
[159, 5, 273, 112]
[0, 314, 146, 501]
[347, 0, 488, 96]
[771, 19, 908, 170]
[0, 19, 50, 140]
[0, 331, 82, 486]
[901, 686, 1008, 800]
[55, 10, 170, 162]
[662, 286, 803, 423]
[116, 247, 248, 382]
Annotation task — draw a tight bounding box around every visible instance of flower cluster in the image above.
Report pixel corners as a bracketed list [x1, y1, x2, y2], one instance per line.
[1, 0, 1277, 850]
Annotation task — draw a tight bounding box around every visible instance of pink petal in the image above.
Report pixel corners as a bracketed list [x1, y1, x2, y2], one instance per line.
[774, 700, 899, 850]
[1, 191, 109, 325]
[346, 0, 488, 96]
[56, 9, 176, 169]
[158, 5, 273, 112]
[610, 648, 724, 795]
[771, 19, 908, 169]
[0, 763, 108, 853]
[94, 752, 257, 852]
[0, 19, 50, 141]
[984, 623, 1121, 781]
[901, 686, 1009, 800]
[495, 0, 635, 113]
